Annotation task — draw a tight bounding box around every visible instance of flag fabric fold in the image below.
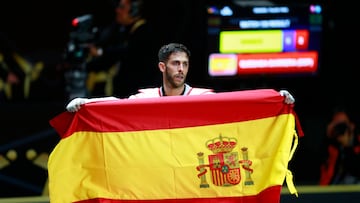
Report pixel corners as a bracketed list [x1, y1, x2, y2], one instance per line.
[48, 89, 303, 203]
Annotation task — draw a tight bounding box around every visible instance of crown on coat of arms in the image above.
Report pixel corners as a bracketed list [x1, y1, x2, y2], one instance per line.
[206, 134, 237, 154]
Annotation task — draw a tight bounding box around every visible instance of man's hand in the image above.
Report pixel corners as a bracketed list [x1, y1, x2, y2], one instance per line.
[66, 98, 89, 112]
[279, 90, 295, 104]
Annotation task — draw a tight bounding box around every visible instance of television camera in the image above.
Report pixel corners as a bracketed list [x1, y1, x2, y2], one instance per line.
[63, 14, 98, 100]
[64, 14, 98, 65]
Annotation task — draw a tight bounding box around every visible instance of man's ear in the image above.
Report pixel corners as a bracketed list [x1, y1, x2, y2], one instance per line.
[158, 62, 165, 72]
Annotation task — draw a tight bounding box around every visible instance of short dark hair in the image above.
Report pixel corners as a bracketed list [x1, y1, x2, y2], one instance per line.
[158, 43, 191, 63]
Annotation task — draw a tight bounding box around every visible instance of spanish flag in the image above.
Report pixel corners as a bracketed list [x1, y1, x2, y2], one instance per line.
[48, 89, 303, 203]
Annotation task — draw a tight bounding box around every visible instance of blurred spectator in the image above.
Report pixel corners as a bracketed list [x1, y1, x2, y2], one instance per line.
[0, 32, 24, 101]
[85, 0, 160, 98]
[319, 108, 360, 185]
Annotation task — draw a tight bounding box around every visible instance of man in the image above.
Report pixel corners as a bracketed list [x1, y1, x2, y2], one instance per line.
[66, 43, 295, 112]
[319, 108, 360, 185]
[85, 0, 159, 97]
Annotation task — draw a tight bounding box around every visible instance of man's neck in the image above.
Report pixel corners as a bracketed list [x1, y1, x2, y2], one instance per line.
[162, 85, 186, 96]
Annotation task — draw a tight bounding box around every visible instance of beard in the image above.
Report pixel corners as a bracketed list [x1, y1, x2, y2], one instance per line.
[165, 66, 185, 88]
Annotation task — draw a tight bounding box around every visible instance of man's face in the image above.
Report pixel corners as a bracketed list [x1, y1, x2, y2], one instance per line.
[115, 0, 133, 25]
[162, 52, 189, 88]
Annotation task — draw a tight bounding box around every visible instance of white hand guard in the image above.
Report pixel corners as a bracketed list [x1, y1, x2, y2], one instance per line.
[279, 90, 295, 104]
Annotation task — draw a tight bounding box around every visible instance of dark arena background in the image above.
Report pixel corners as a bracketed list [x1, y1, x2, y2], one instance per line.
[1, 0, 359, 202]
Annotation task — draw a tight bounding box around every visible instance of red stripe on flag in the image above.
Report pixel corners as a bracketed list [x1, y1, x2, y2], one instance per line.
[74, 185, 282, 203]
[50, 89, 298, 138]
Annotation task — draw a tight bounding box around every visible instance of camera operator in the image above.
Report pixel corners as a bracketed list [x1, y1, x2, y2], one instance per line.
[319, 109, 360, 185]
[85, 0, 160, 98]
